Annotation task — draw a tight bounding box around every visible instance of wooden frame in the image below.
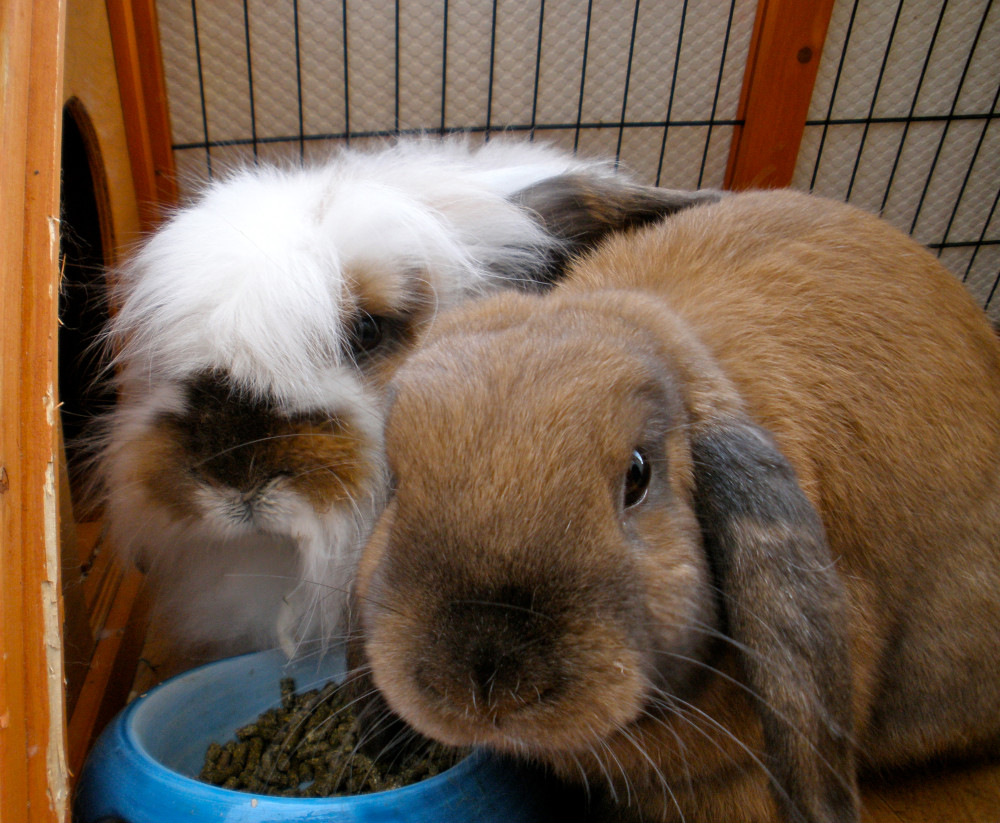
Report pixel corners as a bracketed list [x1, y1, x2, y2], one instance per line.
[1, 2, 70, 821]
[0, 1, 177, 819]
[725, 0, 838, 189]
[105, 0, 178, 230]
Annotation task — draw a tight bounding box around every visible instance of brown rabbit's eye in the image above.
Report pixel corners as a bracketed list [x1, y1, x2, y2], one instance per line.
[624, 448, 651, 508]
[348, 313, 386, 357]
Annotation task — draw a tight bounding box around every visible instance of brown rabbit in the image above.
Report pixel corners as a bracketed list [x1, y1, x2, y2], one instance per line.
[351, 189, 1000, 822]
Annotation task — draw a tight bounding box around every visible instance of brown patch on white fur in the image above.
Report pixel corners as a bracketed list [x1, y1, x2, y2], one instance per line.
[269, 418, 369, 509]
[131, 422, 201, 520]
[344, 262, 436, 317]
[341, 263, 438, 384]
[138, 376, 373, 520]
[355, 190, 1000, 822]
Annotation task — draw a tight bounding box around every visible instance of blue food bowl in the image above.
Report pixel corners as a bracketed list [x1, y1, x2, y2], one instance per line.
[73, 649, 560, 822]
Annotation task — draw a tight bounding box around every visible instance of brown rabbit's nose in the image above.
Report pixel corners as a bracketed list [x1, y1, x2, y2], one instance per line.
[422, 587, 562, 718]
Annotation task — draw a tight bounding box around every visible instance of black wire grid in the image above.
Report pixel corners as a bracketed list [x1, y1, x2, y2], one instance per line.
[162, 0, 752, 189]
[159, 0, 999, 311]
[800, 0, 999, 309]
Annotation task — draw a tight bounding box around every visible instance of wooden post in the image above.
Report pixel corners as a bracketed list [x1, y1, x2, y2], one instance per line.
[0, 0, 71, 820]
[105, 0, 179, 229]
[725, 0, 837, 189]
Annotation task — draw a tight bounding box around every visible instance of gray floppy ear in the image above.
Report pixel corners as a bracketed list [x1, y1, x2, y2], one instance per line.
[690, 418, 859, 823]
[511, 172, 724, 286]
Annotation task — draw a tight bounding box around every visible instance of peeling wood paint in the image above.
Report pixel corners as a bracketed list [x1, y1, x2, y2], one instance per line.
[43, 458, 69, 813]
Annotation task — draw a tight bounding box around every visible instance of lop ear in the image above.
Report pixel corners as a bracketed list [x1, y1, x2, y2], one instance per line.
[690, 419, 859, 823]
[511, 173, 724, 286]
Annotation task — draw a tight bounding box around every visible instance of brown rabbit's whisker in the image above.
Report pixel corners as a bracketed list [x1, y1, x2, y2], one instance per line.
[618, 722, 685, 821]
[639, 704, 695, 781]
[587, 723, 626, 805]
[583, 728, 620, 805]
[327, 705, 401, 787]
[671, 602, 861, 790]
[254, 688, 342, 786]
[646, 647, 852, 791]
[683, 616, 770, 663]
[634, 611, 774, 671]
[647, 648, 776, 709]
[647, 687, 804, 817]
[567, 752, 593, 805]
[356, 720, 429, 784]
[599, 732, 635, 807]
[346, 586, 412, 622]
[649, 690, 754, 768]
[702, 581, 787, 649]
[284, 698, 357, 761]
[336, 685, 396, 732]
[258, 678, 403, 790]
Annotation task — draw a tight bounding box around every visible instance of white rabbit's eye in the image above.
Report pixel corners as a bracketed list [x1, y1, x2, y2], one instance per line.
[348, 313, 386, 357]
[624, 448, 651, 508]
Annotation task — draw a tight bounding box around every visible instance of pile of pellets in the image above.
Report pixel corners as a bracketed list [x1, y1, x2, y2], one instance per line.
[199, 676, 463, 797]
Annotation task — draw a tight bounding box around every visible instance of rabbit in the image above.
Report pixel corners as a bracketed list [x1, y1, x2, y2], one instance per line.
[92, 134, 721, 661]
[351, 188, 1000, 822]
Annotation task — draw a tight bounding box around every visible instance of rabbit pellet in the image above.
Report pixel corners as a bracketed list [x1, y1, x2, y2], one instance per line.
[199, 677, 462, 797]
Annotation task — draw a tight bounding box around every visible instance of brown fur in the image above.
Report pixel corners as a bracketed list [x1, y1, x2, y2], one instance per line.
[133, 422, 200, 521]
[353, 189, 1000, 822]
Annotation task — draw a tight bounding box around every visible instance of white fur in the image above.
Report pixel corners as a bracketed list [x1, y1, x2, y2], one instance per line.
[109, 138, 610, 402]
[96, 137, 620, 658]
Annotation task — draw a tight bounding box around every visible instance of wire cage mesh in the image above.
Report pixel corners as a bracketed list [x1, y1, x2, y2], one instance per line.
[798, 0, 999, 314]
[154, 0, 999, 315]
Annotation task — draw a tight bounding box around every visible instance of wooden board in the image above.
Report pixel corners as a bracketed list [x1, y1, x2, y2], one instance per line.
[725, 0, 837, 189]
[0, 1, 70, 821]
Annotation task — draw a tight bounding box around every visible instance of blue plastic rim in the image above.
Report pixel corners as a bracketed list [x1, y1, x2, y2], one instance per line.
[73, 649, 551, 823]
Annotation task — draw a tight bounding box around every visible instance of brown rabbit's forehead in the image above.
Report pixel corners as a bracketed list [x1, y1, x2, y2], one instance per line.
[385, 308, 684, 510]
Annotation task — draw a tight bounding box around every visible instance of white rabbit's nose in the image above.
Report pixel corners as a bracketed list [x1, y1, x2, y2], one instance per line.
[222, 483, 272, 526]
